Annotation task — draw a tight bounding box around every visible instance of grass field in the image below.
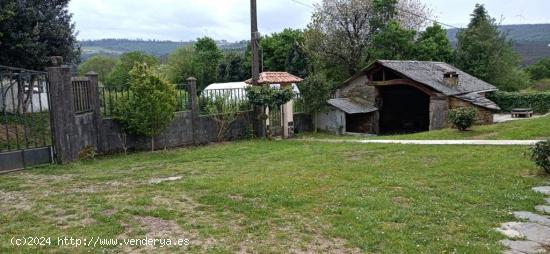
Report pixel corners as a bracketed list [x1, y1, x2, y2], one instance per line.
[301, 114, 550, 141]
[0, 140, 547, 253]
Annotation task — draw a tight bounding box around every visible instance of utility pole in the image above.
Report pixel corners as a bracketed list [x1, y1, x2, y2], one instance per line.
[250, 0, 260, 85]
[250, 0, 265, 137]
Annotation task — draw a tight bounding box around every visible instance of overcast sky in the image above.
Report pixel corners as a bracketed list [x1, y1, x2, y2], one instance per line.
[69, 0, 550, 41]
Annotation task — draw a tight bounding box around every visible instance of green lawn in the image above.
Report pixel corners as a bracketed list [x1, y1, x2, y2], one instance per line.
[301, 114, 550, 141]
[0, 140, 547, 253]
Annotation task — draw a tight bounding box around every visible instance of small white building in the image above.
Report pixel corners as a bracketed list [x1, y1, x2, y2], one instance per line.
[1, 77, 49, 113]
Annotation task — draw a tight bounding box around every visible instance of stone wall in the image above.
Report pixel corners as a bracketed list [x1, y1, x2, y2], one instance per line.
[449, 97, 494, 124]
[98, 111, 253, 153]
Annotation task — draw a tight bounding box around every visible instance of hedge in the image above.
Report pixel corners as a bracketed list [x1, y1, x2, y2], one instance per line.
[488, 91, 550, 114]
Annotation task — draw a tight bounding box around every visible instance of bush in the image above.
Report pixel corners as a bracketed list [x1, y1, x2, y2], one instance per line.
[113, 63, 177, 150]
[531, 140, 550, 174]
[448, 107, 477, 131]
[488, 91, 550, 114]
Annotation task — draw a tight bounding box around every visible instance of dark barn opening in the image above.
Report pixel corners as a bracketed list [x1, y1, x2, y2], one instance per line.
[346, 113, 371, 133]
[379, 85, 430, 134]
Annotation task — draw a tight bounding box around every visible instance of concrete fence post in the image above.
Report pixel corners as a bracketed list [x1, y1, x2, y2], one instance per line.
[47, 64, 78, 164]
[85, 71, 102, 152]
[187, 77, 199, 145]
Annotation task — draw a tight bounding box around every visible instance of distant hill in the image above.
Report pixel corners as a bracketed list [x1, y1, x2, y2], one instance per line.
[447, 24, 550, 65]
[81, 24, 550, 66]
[79, 39, 248, 61]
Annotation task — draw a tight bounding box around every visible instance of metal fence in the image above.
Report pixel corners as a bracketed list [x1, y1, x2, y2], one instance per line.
[0, 65, 52, 153]
[99, 84, 307, 118]
[198, 88, 251, 115]
[72, 77, 93, 114]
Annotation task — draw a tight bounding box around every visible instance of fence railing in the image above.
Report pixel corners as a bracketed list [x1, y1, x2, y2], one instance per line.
[0, 65, 52, 152]
[99, 84, 307, 118]
[72, 77, 93, 114]
[198, 88, 251, 115]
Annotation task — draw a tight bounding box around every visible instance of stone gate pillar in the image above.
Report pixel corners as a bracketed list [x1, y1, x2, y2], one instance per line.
[47, 64, 78, 164]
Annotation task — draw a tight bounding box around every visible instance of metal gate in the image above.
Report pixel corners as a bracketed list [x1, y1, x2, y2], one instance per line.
[0, 65, 53, 172]
[268, 106, 282, 137]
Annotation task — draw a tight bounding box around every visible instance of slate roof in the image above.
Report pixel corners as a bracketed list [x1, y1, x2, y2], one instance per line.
[328, 98, 378, 114]
[346, 60, 498, 96]
[245, 72, 303, 85]
[455, 92, 501, 111]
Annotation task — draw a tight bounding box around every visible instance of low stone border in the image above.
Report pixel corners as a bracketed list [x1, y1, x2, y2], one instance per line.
[496, 185, 550, 254]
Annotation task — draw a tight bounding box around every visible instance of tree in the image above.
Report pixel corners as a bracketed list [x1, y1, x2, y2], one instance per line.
[260, 29, 309, 77]
[114, 63, 177, 151]
[370, 20, 416, 60]
[415, 23, 454, 62]
[455, 4, 530, 91]
[164, 46, 196, 84]
[193, 37, 223, 91]
[107, 52, 158, 87]
[526, 57, 550, 81]
[78, 55, 117, 84]
[204, 95, 242, 142]
[305, 0, 431, 80]
[217, 53, 248, 83]
[0, 0, 80, 70]
[298, 74, 334, 132]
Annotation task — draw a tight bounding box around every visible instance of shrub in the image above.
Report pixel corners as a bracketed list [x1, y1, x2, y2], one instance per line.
[203, 95, 242, 142]
[448, 107, 477, 131]
[531, 140, 550, 174]
[113, 63, 177, 151]
[488, 91, 550, 114]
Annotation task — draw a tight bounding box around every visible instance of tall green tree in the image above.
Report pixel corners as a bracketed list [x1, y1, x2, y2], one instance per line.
[0, 0, 80, 69]
[193, 37, 223, 91]
[217, 53, 248, 82]
[164, 46, 196, 84]
[107, 51, 158, 87]
[78, 55, 117, 84]
[260, 29, 309, 77]
[298, 74, 334, 132]
[455, 4, 530, 91]
[370, 20, 416, 60]
[305, 0, 431, 81]
[526, 57, 550, 81]
[415, 23, 454, 62]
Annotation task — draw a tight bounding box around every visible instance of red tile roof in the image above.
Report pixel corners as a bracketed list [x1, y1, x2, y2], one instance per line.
[245, 72, 303, 85]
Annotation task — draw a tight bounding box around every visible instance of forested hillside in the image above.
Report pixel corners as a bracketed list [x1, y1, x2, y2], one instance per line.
[79, 39, 247, 61]
[80, 24, 550, 65]
[447, 24, 550, 65]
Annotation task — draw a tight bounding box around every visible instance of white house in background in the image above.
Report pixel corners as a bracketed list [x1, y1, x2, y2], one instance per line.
[0, 77, 49, 113]
[204, 81, 301, 101]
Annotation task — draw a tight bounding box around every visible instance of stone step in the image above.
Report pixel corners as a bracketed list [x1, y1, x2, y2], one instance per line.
[535, 205, 550, 215]
[496, 222, 550, 245]
[513, 211, 550, 227]
[500, 239, 547, 254]
[532, 186, 550, 195]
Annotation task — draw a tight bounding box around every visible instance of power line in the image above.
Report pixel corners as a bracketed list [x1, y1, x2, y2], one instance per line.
[395, 6, 461, 29]
[290, 0, 314, 9]
[288, 0, 462, 29]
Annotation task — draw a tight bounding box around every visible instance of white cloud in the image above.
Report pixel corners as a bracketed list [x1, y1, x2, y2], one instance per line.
[69, 0, 549, 41]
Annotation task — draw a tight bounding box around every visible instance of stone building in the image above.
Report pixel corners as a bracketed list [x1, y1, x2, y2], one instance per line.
[317, 60, 501, 134]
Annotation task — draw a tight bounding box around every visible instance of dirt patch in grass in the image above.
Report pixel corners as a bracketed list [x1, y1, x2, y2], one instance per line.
[392, 196, 412, 208]
[342, 150, 374, 161]
[0, 190, 32, 212]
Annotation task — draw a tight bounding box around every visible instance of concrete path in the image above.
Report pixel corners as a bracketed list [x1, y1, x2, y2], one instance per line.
[356, 140, 542, 146]
[497, 185, 550, 254]
[302, 139, 543, 146]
